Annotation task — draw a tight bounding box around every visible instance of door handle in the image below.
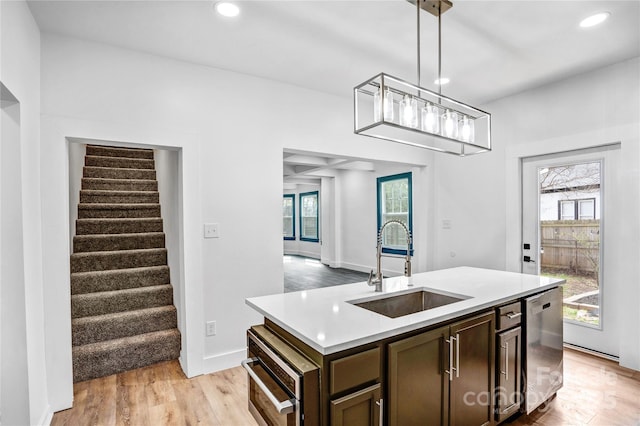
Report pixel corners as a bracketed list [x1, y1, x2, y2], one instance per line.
[241, 358, 295, 414]
[500, 342, 509, 381]
[523, 256, 535, 263]
[445, 336, 456, 381]
[376, 399, 383, 426]
[455, 333, 460, 378]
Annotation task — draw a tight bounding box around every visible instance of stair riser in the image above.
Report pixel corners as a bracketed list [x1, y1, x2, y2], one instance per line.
[72, 308, 177, 346]
[83, 167, 156, 180]
[72, 285, 173, 318]
[86, 145, 154, 160]
[85, 156, 155, 170]
[78, 206, 161, 219]
[73, 234, 165, 253]
[76, 219, 163, 235]
[80, 192, 160, 204]
[72, 330, 181, 383]
[71, 249, 167, 273]
[82, 179, 158, 191]
[71, 266, 170, 294]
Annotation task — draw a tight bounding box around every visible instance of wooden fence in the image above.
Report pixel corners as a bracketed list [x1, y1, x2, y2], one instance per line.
[540, 220, 600, 273]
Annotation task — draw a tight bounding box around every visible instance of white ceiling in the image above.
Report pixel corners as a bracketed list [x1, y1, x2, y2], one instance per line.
[27, 0, 640, 184]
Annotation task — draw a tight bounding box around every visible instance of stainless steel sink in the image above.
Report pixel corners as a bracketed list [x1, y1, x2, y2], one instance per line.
[350, 289, 469, 318]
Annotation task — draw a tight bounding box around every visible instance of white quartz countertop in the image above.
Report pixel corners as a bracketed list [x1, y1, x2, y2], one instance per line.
[246, 267, 564, 355]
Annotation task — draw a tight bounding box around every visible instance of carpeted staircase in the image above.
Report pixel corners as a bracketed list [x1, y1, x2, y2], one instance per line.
[70, 145, 181, 383]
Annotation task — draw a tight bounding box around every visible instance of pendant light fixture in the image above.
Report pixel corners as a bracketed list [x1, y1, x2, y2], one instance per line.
[354, 0, 491, 156]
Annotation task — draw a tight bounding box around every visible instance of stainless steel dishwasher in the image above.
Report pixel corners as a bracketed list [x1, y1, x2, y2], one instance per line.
[523, 287, 563, 414]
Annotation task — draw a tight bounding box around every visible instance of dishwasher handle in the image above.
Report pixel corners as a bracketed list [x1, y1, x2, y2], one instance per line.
[242, 358, 295, 414]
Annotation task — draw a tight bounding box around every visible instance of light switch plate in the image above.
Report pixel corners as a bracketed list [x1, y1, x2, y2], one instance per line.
[204, 223, 219, 238]
[206, 321, 216, 336]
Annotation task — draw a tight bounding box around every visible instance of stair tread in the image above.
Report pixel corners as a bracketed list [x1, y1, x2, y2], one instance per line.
[77, 217, 163, 222]
[86, 154, 154, 162]
[80, 189, 159, 194]
[72, 305, 176, 325]
[71, 264, 169, 278]
[74, 232, 165, 239]
[71, 247, 166, 257]
[72, 283, 172, 298]
[71, 265, 170, 295]
[82, 177, 157, 183]
[73, 328, 179, 353]
[78, 203, 160, 209]
[86, 145, 153, 158]
[72, 328, 180, 382]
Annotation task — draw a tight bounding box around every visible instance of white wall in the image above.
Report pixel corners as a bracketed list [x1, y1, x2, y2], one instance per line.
[39, 33, 434, 410]
[154, 148, 184, 338]
[433, 57, 640, 369]
[67, 142, 85, 247]
[337, 163, 431, 277]
[0, 1, 51, 424]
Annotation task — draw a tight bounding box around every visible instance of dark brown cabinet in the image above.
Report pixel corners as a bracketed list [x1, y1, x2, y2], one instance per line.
[495, 326, 522, 423]
[494, 300, 523, 424]
[388, 325, 449, 426]
[388, 311, 495, 426]
[331, 384, 381, 426]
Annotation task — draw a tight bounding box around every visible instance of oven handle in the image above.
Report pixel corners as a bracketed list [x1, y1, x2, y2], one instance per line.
[241, 357, 295, 415]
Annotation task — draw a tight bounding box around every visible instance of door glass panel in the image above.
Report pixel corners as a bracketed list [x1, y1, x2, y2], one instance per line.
[538, 162, 601, 326]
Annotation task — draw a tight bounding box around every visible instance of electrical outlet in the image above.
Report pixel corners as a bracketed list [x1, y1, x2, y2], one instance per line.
[206, 321, 217, 336]
[204, 223, 220, 238]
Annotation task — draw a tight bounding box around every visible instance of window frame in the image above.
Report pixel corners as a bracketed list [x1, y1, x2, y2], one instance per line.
[557, 197, 596, 220]
[299, 191, 319, 243]
[376, 172, 413, 256]
[283, 194, 295, 241]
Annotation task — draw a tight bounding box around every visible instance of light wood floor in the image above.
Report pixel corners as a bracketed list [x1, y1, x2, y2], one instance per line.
[52, 347, 640, 426]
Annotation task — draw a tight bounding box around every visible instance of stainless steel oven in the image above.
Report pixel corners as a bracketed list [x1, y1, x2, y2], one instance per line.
[242, 325, 319, 426]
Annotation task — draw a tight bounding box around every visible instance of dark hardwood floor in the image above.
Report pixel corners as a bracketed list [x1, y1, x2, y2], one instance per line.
[283, 255, 369, 292]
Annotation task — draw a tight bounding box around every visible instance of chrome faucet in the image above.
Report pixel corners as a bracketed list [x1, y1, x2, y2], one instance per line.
[368, 220, 412, 292]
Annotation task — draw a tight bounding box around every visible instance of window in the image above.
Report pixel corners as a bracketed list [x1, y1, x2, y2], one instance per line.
[377, 172, 412, 255]
[558, 198, 596, 220]
[300, 191, 319, 242]
[283, 194, 295, 240]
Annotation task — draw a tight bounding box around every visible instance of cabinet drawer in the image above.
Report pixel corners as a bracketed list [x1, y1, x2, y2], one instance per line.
[496, 301, 522, 331]
[330, 347, 380, 395]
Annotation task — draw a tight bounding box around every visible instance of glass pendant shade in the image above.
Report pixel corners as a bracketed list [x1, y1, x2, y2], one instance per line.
[459, 115, 475, 143]
[354, 73, 491, 156]
[441, 109, 459, 139]
[399, 94, 418, 128]
[373, 86, 394, 122]
[421, 102, 441, 134]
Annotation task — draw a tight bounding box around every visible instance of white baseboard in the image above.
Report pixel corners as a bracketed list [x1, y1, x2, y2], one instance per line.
[338, 262, 401, 277]
[37, 404, 53, 426]
[201, 349, 246, 374]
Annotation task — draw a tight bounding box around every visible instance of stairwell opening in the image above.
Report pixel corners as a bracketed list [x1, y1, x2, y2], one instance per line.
[67, 141, 184, 382]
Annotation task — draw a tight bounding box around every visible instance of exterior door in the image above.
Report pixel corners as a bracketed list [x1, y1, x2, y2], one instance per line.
[521, 146, 620, 356]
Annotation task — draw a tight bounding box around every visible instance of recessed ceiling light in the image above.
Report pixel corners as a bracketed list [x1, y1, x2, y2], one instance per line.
[434, 77, 450, 85]
[579, 12, 610, 28]
[214, 2, 240, 18]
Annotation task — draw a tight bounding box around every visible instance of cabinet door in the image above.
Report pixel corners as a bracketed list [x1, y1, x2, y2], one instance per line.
[330, 383, 381, 426]
[496, 327, 522, 423]
[449, 312, 495, 426]
[387, 325, 449, 426]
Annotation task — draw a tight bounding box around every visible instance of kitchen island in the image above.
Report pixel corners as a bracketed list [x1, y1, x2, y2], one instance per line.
[245, 267, 564, 426]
